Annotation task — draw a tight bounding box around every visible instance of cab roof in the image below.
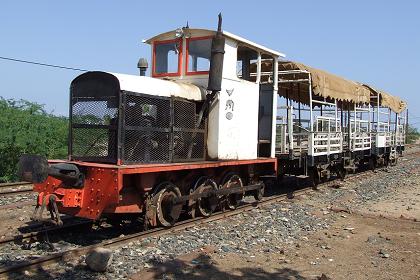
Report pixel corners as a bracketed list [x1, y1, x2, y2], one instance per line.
[143, 28, 285, 58]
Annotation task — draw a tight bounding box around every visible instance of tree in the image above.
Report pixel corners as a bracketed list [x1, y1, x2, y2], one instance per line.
[0, 97, 68, 182]
[406, 125, 420, 144]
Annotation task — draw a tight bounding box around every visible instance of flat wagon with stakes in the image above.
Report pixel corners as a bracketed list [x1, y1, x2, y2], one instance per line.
[18, 15, 407, 228]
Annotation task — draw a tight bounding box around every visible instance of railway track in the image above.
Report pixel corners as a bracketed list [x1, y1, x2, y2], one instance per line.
[0, 162, 400, 276]
[0, 160, 383, 248]
[0, 146, 418, 276]
[0, 216, 92, 246]
[0, 182, 31, 188]
[0, 187, 314, 276]
[0, 182, 33, 197]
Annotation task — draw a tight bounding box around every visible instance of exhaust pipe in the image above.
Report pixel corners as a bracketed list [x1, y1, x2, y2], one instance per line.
[207, 13, 225, 93]
[190, 13, 226, 156]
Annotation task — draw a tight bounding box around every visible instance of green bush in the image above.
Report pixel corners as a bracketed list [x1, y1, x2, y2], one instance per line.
[0, 97, 68, 182]
[406, 125, 420, 144]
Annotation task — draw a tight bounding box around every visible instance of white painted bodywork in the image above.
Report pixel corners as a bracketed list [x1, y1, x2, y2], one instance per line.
[109, 72, 206, 101]
[207, 78, 260, 159]
[376, 135, 387, 148]
[206, 38, 260, 160]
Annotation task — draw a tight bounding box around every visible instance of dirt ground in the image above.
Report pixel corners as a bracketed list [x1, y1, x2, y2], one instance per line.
[134, 156, 420, 280]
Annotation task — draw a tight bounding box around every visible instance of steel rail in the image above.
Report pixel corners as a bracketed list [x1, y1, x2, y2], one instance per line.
[0, 189, 34, 197]
[0, 217, 92, 246]
[0, 182, 33, 197]
[0, 182, 31, 188]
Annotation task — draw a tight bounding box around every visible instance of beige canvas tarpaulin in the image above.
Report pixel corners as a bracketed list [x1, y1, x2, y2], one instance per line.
[277, 61, 371, 105]
[257, 60, 406, 112]
[362, 84, 407, 113]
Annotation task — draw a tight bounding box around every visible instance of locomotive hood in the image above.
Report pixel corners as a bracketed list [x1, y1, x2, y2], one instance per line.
[71, 71, 207, 101]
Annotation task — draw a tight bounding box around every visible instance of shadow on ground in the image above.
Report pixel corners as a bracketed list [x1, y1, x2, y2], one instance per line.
[1, 252, 315, 280]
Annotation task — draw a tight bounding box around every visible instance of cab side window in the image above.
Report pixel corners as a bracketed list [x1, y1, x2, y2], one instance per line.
[236, 46, 258, 82]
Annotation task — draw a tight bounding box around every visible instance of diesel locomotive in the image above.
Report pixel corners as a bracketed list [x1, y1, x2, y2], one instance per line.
[18, 15, 407, 227]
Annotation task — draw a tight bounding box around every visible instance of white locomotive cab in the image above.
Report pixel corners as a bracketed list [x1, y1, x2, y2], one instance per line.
[144, 28, 283, 160]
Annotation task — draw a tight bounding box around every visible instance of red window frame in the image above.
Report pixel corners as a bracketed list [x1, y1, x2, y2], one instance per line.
[152, 38, 183, 77]
[185, 36, 213, 76]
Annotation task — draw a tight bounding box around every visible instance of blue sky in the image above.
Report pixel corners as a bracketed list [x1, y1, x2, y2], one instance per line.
[1, 1, 419, 126]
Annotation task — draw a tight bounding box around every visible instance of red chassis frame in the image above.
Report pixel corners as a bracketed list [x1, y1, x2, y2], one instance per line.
[33, 158, 277, 220]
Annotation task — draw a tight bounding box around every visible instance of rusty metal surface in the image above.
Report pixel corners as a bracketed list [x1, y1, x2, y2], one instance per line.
[33, 167, 120, 220]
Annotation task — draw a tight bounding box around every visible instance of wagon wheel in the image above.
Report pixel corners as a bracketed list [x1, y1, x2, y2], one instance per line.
[337, 166, 346, 181]
[390, 157, 398, 166]
[221, 174, 244, 210]
[153, 182, 182, 227]
[308, 167, 320, 189]
[253, 181, 265, 201]
[368, 157, 376, 171]
[189, 178, 218, 218]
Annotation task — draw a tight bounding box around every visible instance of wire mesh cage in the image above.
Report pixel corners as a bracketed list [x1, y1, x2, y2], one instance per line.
[69, 74, 207, 165]
[121, 93, 206, 164]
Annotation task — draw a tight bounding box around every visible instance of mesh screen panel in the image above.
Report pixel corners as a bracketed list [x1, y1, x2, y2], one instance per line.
[71, 87, 207, 164]
[172, 99, 206, 161]
[121, 94, 206, 164]
[125, 94, 170, 128]
[72, 127, 117, 158]
[123, 130, 170, 163]
[122, 93, 171, 164]
[70, 97, 118, 162]
[174, 99, 196, 128]
[172, 131, 205, 161]
[72, 100, 118, 125]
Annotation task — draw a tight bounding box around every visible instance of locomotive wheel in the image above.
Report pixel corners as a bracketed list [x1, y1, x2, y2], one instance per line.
[154, 183, 182, 227]
[195, 179, 218, 217]
[221, 174, 244, 210]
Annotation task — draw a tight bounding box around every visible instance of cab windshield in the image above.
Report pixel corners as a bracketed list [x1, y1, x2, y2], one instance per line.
[186, 37, 212, 74]
[153, 39, 182, 76]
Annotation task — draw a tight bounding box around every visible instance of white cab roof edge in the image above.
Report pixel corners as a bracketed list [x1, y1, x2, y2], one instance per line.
[143, 28, 285, 58]
[222, 31, 285, 58]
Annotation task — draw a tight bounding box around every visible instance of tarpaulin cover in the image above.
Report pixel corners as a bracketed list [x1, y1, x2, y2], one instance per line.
[256, 60, 406, 113]
[362, 84, 407, 113]
[276, 61, 371, 105]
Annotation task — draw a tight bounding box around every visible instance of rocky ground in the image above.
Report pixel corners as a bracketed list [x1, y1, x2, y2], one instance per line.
[0, 147, 419, 280]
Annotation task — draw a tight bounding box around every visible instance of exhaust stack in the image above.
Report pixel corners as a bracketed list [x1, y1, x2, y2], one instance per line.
[207, 13, 225, 93]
